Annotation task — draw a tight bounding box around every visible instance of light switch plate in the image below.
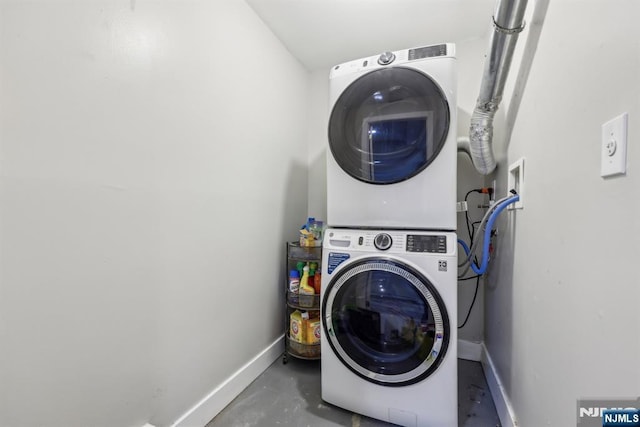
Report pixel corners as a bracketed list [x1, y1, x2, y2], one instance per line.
[601, 113, 628, 177]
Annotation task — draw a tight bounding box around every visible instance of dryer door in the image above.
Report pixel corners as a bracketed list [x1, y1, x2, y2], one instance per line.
[328, 67, 450, 185]
[322, 258, 450, 386]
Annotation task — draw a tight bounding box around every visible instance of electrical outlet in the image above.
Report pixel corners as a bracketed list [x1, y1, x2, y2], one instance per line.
[601, 113, 628, 177]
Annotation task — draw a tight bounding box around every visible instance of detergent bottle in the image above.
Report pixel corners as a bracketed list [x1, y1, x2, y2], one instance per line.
[289, 310, 305, 343]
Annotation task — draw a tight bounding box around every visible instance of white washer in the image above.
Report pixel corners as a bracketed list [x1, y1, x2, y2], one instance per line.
[327, 43, 457, 230]
[321, 228, 457, 427]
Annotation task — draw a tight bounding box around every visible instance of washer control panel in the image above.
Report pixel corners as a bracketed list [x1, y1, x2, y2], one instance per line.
[406, 234, 447, 253]
[326, 229, 452, 255]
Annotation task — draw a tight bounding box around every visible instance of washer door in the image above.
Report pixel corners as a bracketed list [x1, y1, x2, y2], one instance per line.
[322, 258, 450, 387]
[328, 67, 450, 185]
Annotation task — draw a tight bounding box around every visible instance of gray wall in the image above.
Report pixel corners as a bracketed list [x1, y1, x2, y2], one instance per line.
[486, 1, 640, 425]
[0, 1, 309, 426]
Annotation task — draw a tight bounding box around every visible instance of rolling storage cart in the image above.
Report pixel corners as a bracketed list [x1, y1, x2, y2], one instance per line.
[283, 242, 321, 363]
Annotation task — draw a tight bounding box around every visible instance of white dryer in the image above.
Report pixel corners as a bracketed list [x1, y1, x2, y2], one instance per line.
[327, 43, 457, 230]
[321, 228, 457, 427]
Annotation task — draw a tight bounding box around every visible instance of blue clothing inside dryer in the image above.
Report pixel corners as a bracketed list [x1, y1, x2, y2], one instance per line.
[367, 118, 428, 183]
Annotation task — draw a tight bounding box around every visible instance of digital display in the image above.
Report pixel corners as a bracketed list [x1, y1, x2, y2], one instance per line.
[408, 44, 447, 60]
[406, 235, 447, 253]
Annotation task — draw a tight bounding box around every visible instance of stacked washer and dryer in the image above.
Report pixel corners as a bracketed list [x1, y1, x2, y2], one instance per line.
[321, 44, 458, 427]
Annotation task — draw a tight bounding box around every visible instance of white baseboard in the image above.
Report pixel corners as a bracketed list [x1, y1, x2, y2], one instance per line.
[457, 339, 483, 362]
[171, 335, 284, 427]
[481, 343, 518, 427]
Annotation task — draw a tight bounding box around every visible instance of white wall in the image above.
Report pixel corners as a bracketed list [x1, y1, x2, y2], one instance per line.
[306, 69, 328, 220]
[0, 1, 309, 426]
[486, 1, 640, 425]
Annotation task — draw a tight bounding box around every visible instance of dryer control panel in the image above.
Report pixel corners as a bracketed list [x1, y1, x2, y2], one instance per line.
[329, 43, 456, 79]
[408, 44, 448, 60]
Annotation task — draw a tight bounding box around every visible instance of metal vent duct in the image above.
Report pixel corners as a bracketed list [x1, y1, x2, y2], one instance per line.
[469, 0, 528, 175]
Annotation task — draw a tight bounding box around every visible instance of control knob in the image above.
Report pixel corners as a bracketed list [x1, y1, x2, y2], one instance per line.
[377, 51, 396, 65]
[374, 233, 393, 251]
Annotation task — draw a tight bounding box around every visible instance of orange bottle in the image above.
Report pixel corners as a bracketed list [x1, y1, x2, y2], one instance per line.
[313, 272, 321, 294]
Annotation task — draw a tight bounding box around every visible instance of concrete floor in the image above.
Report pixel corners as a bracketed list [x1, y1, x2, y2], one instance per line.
[206, 355, 501, 427]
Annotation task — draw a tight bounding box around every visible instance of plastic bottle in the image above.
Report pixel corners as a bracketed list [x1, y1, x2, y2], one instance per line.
[309, 262, 320, 293]
[288, 269, 300, 293]
[300, 265, 311, 290]
[305, 217, 315, 230]
[296, 261, 306, 278]
[309, 220, 324, 247]
[313, 271, 321, 294]
[299, 265, 315, 307]
[308, 269, 315, 293]
[288, 269, 300, 305]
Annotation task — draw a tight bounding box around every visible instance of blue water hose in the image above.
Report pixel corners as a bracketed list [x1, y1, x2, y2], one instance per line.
[458, 194, 520, 275]
[457, 239, 483, 275]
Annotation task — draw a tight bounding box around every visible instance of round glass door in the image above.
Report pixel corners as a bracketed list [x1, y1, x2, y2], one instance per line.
[328, 67, 450, 185]
[322, 258, 450, 386]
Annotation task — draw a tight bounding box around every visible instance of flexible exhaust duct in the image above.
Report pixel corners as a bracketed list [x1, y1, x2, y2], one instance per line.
[469, 0, 528, 175]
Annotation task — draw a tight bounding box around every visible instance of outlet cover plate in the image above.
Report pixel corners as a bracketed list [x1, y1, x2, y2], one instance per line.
[601, 113, 628, 177]
[508, 157, 525, 209]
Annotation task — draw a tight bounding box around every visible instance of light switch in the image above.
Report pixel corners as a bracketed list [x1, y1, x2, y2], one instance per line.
[601, 113, 628, 177]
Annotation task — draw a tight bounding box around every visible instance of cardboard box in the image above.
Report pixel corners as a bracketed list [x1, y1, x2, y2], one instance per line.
[306, 318, 321, 345]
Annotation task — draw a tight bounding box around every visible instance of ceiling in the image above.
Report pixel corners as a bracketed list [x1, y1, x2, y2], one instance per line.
[245, 0, 498, 70]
